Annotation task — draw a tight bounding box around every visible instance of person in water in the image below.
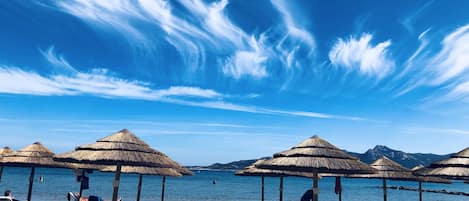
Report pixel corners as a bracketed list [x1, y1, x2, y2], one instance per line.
[300, 189, 313, 201]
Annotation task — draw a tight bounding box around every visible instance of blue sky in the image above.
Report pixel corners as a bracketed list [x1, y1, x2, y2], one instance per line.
[1, 0, 469, 165]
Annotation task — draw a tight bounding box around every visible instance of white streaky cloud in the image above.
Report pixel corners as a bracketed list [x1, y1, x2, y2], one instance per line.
[223, 36, 268, 79]
[53, 0, 315, 80]
[270, 0, 314, 47]
[405, 126, 469, 136]
[396, 25, 469, 101]
[156, 86, 221, 98]
[0, 67, 71, 95]
[270, 0, 315, 69]
[0, 66, 220, 100]
[136, 0, 213, 70]
[56, 0, 148, 47]
[329, 34, 394, 79]
[0, 66, 369, 122]
[165, 98, 370, 121]
[429, 24, 469, 85]
[445, 81, 469, 101]
[40, 46, 77, 73]
[180, 0, 271, 78]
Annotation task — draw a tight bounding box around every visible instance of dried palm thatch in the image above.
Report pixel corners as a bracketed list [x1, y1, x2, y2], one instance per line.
[55, 129, 180, 168]
[254, 136, 374, 201]
[256, 136, 375, 174]
[415, 147, 469, 180]
[348, 156, 418, 181]
[101, 166, 184, 177]
[411, 165, 451, 184]
[1, 142, 69, 168]
[54, 129, 186, 201]
[0, 147, 13, 157]
[236, 159, 317, 178]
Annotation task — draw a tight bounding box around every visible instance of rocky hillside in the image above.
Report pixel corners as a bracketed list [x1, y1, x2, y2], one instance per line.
[193, 145, 451, 170]
[347, 145, 451, 168]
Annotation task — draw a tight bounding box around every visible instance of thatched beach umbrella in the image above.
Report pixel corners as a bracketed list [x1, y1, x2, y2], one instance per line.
[236, 159, 320, 201]
[348, 156, 418, 201]
[411, 165, 451, 201]
[0, 142, 69, 201]
[416, 147, 469, 180]
[54, 129, 184, 201]
[256, 135, 375, 201]
[100, 166, 192, 201]
[0, 146, 13, 182]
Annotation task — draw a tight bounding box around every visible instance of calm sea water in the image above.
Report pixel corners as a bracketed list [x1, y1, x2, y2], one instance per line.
[0, 167, 467, 201]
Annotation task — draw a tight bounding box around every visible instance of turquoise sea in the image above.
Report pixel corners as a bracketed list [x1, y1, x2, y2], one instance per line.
[0, 167, 467, 201]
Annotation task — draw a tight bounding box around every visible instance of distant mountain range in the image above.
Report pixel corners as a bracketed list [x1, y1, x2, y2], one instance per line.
[188, 145, 451, 171]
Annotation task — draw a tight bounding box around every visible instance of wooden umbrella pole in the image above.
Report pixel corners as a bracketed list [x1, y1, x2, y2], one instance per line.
[383, 178, 387, 201]
[27, 166, 35, 201]
[261, 176, 265, 201]
[161, 176, 166, 201]
[136, 174, 143, 201]
[79, 170, 85, 198]
[313, 173, 319, 201]
[279, 177, 283, 201]
[112, 164, 122, 201]
[418, 181, 422, 201]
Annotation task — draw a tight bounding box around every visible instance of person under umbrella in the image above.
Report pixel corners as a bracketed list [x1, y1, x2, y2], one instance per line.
[255, 135, 375, 201]
[54, 129, 185, 201]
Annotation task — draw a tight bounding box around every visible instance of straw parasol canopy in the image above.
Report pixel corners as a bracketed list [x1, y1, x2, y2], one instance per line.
[55, 129, 180, 168]
[256, 136, 375, 174]
[0, 147, 13, 157]
[0, 142, 69, 201]
[348, 156, 418, 181]
[54, 129, 186, 201]
[100, 166, 189, 177]
[1, 142, 69, 168]
[236, 159, 345, 201]
[348, 156, 417, 201]
[415, 147, 469, 180]
[237, 159, 318, 178]
[411, 165, 452, 184]
[255, 135, 375, 201]
[349, 157, 451, 201]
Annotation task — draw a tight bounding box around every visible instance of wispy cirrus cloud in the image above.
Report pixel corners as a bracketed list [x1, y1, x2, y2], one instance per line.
[0, 47, 367, 122]
[271, 0, 315, 69]
[0, 66, 369, 121]
[405, 126, 469, 136]
[428, 24, 469, 85]
[396, 24, 469, 102]
[329, 33, 394, 79]
[47, 0, 316, 80]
